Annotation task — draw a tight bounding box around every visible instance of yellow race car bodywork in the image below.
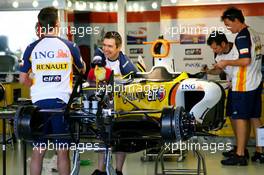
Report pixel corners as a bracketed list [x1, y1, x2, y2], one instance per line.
[114, 72, 189, 118]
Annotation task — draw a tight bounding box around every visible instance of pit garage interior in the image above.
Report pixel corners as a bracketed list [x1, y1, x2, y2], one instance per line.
[0, 0, 264, 175]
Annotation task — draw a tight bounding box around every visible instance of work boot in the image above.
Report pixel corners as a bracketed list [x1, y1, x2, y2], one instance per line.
[91, 169, 107, 175]
[251, 152, 264, 163]
[116, 169, 123, 175]
[221, 154, 248, 166]
[222, 146, 249, 159]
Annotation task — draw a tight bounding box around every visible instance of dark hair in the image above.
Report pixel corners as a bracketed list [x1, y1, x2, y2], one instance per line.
[38, 7, 58, 32]
[207, 31, 228, 46]
[221, 7, 245, 23]
[104, 31, 122, 48]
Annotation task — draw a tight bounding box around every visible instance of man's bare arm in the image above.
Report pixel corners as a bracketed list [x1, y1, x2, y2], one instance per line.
[80, 61, 86, 74]
[215, 58, 251, 69]
[19, 72, 33, 87]
[201, 64, 222, 75]
[74, 61, 86, 74]
[207, 67, 223, 75]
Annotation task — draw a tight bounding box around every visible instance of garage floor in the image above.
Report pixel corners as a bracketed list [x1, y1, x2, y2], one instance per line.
[1, 139, 264, 175]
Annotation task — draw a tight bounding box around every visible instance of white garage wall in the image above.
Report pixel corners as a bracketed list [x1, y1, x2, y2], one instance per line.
[0, 11, 39, 53]
[86, 22, 160, 71]
[160, 5, 264, 73]
[161, 17, 234, 73]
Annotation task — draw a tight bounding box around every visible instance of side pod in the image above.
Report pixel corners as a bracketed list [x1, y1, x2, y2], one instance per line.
[175, 79, 225, 130]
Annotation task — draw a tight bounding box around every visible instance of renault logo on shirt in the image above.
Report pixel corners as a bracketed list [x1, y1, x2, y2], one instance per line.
[36, 62, 68, 70]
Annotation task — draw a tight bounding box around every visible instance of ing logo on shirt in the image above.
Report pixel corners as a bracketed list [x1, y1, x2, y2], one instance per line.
[34, 50, 69, 59]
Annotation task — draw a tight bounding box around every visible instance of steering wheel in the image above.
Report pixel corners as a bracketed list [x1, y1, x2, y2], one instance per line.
[187, 72, 206, 79]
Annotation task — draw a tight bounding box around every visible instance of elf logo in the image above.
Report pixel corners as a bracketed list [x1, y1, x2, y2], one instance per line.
[43, 75, 61, 82]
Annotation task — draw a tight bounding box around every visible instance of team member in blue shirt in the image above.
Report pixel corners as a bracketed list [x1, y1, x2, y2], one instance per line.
[91, 31, 137, 175]
[218, 7, 263, 166]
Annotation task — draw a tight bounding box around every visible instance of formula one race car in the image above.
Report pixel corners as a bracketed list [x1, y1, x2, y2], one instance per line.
[14, 66, 225, 149]
[14, 39, 226, 175]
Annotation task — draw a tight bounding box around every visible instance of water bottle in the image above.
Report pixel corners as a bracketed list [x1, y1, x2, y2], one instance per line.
[91, 100, 98, 114]
[83, 94, 90, 112]
[201, 64, 208, 80]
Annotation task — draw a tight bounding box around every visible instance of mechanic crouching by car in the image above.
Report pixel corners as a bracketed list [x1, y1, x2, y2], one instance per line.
[88, 31, 138, 175]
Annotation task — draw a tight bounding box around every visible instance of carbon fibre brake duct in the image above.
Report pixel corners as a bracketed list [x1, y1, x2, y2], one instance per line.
[161, 106, 196, 142]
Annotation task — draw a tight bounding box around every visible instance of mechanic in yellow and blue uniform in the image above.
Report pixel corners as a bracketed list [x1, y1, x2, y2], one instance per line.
[90, 31, 138, 175]
[19, 7, 86, 175]
[217, 7, 263, 166]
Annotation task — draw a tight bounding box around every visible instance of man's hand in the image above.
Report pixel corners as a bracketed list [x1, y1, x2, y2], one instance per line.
[214, 60, 227, 69]
[19, 72, 33, 87]
[201, 64, 223, 75]
[201, 64, 209, 72]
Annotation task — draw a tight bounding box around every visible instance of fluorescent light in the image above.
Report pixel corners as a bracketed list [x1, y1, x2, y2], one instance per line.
[133, 3, 139, 11]
[109, 3, 114, 11]
[151, 2, 158, 9]
[127, 5, 132, 12]
[67, 1, 72, 8]
[52, 0, 59, 7]
[102, 3, 107, 10]
[139, 6, 145, 12]
[32, 0, 39, 8]
[75, 1, 87, 11]
[95, 3, 102, 11]
[12, 1, 19, 8]
[171, 0, 178, 3]
[115, 3, 118, 11]
[89, 2, 94, 9]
